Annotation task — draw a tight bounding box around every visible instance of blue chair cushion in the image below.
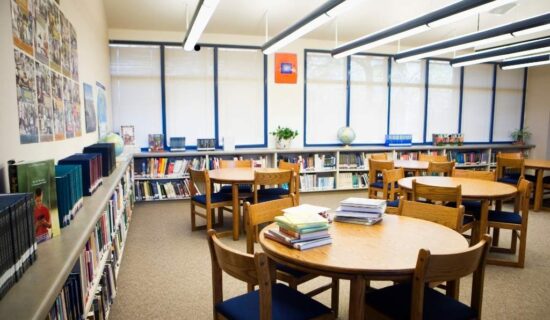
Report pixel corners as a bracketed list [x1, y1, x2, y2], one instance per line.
[544, 176, 550, 184]
[258, 187, 290, 196]
[220, 185, 252, 193]
[370, 181, 399, 189]
[192, 192, 232, 205]
[447, 200, 482, 219]
[463, 214, 475, 226]
[215, 283, 332, 320]
[488, 210, 522, 224]
[387, 199, 400, 207]
[498, 173, 521, 185]
[365, 283, 477, 320]
[276, 263, 309, 278]
[524, 174, 536, 182]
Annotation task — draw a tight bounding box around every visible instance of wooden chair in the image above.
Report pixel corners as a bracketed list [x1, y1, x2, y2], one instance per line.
[382, 168, 404, 214]
[189, 169, 233, 232]
[254, 160, 301, 204]
[207, 229, 334, 320]
[219, 159, 254, 194]
[419, 154, 448, 162]
[244, 197, 339, 315]
[252, 170, 293, 204]
[368, 159, 394, 199]
[496, 154, 525, 186]
[370, 153, 388, 160]
[487, 178, 531, 268]
[452, 168, 496, 219]
[427, 161, 455, 176]
[398, 198, 465, 231]
[365, 234, 492, 320]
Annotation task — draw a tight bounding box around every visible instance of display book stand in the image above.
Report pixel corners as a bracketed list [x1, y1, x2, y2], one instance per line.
[0, 158, 134, 320]
[132, 144, 533, 202]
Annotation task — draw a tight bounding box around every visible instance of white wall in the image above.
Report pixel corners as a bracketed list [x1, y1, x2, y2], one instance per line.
[524, 65, 550, 159]
[0, 0, 112, 191]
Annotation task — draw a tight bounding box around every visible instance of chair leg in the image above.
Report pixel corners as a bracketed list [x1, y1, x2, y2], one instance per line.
[207, 206, 213, 231]
[510, 230, 518, 253]
[331, 278, 339, 317]
[492, 228, 500, 246]
[217, 207, 224, 227]
[518, 231, 527, 268]
[190, 203, 196, 231]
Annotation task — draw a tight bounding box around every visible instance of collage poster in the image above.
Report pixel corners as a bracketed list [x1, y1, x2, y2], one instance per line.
[10, 0, 82, 144]
[97, 82, 108, 139]
[83, 83, 97, 133]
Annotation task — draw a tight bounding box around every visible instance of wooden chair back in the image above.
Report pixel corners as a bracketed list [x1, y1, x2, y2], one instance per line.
[220, 159, 253, 168]
[452, 168, 495, 181]
[278, 160, 301, 203]
[498, 152, 523, 159]
[398, 198, 465, 231]
[253, 170, 293, 203]
[368, 159, 394, 185]
[382, 168, 404, 201]
[370, 153, 388, 160]
[427, 161, 455, 176]
[411, 234, 492, 320]
[419, 154, 447, 162]
[516, 178, 531, 214]
[244, 196, 296, 254]
[207, 229, 275, 319]
[496, 156, 524, 180]
[189, 169, 211, 197]
[412, 179, 462, 206]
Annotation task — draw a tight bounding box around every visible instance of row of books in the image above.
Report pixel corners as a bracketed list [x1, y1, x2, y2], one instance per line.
[0, 193, 36, 300]
[134, 157, 205, 178]
[337, 173, 368, 189]
[334, 198, 385, 225]
[266, 204, 332, 250]
[88, 260, 117, 320]
[59, 153, 104, 196]
[46, 273, 83, 320]
[300, 175, 335, 191]
[134, 180, 191, 201]
[56, 165, 84, 228]
[278, 154, 336, 171]
[447, 151, 489, 165]
[209, 156, 268, 169]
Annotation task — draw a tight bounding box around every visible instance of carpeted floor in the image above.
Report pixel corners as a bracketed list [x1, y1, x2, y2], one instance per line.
[109, 191, 550, 319]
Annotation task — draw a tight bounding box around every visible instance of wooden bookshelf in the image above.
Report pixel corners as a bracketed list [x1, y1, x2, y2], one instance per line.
[0, 158, 133, 320]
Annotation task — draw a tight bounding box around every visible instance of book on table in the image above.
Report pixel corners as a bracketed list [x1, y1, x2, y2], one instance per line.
[334, 197, 386, 225]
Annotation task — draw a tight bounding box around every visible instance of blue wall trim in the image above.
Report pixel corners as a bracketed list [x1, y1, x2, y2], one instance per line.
[213, 47, 220, 148]
[458, 66, 464, 133]
[387, 57, 392, 135]
[520, 67, 528, 130]
[423, 60, 430, 143]
[489, 64, 497, 142]
[263, 54, 268, 147]
[160, 45, 167, 148]
[346, 56, 351, 127]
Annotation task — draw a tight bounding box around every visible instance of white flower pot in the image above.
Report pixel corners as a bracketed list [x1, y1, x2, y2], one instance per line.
[276, 139, 292, 149]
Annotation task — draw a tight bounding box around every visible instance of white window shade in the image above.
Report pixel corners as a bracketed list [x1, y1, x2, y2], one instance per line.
[493, 68, 524, 141]
[349, 55, 389, 144]
[217, 48, 265, 146]
[305, 52, 347, 145]
[389, 60, 426, 143]
[110, 45, 162, 148]
[461, 64, 494, 143]
[165, 46, 214, 146]
[426, 60, 460, 142]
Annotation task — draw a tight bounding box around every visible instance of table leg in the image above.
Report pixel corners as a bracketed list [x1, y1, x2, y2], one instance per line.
[476, 199, 489, 245]
[534, 169, 543, 212]
[349, 276, 366, 320]
[232, 183, 240, 241]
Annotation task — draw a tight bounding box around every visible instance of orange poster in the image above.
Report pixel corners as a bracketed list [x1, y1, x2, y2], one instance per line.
[275, 53, 297, 84]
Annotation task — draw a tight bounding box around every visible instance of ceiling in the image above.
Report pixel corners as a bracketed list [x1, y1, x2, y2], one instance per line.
[104, 0, 550, 50]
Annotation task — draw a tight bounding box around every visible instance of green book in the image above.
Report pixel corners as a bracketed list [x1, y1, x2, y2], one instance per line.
[275, 216, 328, 233]
[9, 159, 60, 243]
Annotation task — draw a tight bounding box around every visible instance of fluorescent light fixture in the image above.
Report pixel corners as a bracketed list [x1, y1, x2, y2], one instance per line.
[262, 0, 360, 55]
[395, 12, 550, 63]
[501, 54, 550, 69]
[450, 37, 550, 67]
[182, 0, 220, 51]
[332, 0, 513, 58]
[512, 24, 550, 37]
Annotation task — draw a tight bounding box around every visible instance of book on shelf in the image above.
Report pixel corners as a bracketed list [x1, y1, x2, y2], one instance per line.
[148, 134, 164, 152]
[58, 154, 103, 196]
[338, 153, 366, 169]
[83, 143, 116, 177]
[55, 165, 84, 228]
[447, 151, 488, 165]
[0, 193, 37, 299]
[337, 172, 368, 189]
[299, 175, 335, 191]
[8, 159, 61, 242]
[134, 180, 190, 201]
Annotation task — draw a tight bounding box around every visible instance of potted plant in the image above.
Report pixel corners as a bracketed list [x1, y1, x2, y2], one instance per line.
[271, 126, 298, 149]
[510, 127, 532, 145]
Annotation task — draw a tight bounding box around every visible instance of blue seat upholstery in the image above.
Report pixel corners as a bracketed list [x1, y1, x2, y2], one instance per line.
[498, 173, 521, 185]
[216, 283, 332, 320]
[524, 174, 536, 182]
[387, 199, 400, 207]
[447, 200, 482, 219]
[488, 210, 522, 224]
[365, 283, 477, 320]
[276, 263, 308, 278]
[258, 187, 289, 196]
[192, 192, 232, 205]
[220, 185, 252, 193]
[370, 181, 399, 189]
[463, 214, 475, 225]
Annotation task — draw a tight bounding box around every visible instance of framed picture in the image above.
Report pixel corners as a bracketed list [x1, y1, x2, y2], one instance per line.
[148, 134, 164, 151]
[197, 138, 216, 151]
[275, 53, 297, 84]
[121, 125, 135, 145]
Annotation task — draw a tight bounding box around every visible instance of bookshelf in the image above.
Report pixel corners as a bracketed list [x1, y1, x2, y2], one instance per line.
[132, 144, 533, 199]
[0, 157, 134, 320]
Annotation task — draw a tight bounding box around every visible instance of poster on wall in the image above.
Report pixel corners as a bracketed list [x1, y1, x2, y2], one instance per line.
[70, 24, 78, 81]
[60, 14, 71, 77]
[97, 82, 108, 139]
[84, 83, 96, 133]
[48, 1, 61, 72]
[274, 53, 297, 84]
[62, 77, 74, 138]
[15, 49, 39, 144]
[72, 81, 82, 137]
[35, 62, 54, 142]
[34, 0, 49, 65]
[51, 72, 65, 140]
[11, 0, 34, 57]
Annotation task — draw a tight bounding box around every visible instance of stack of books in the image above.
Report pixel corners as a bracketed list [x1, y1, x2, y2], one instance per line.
[266, 204, 332, 250]
[334, 197, 386, 225]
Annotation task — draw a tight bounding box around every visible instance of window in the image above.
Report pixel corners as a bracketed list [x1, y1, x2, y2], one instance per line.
[305, 51, 347, 145]
[164, 46, 215, 146]
[493, 68, 525, 141]
[461, 64, 494, 143]
[389, 60, 426, 143]
[349, 55, 389, 144]
[426, 60, 461, 142]
[110, 44, 162, 147]
[217, 48, 265, 147]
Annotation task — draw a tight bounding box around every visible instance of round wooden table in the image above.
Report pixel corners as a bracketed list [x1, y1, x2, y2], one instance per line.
[260, 215, 468, 320]
[394, 159, 428, 175]
[209, 167, 288, 240]
[524, 159, 550, 211]
[398, 176, 517, 243]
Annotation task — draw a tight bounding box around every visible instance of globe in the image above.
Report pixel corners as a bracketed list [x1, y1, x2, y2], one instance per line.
[100, 132, 124, 156]
[337, 127, 356, 146]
